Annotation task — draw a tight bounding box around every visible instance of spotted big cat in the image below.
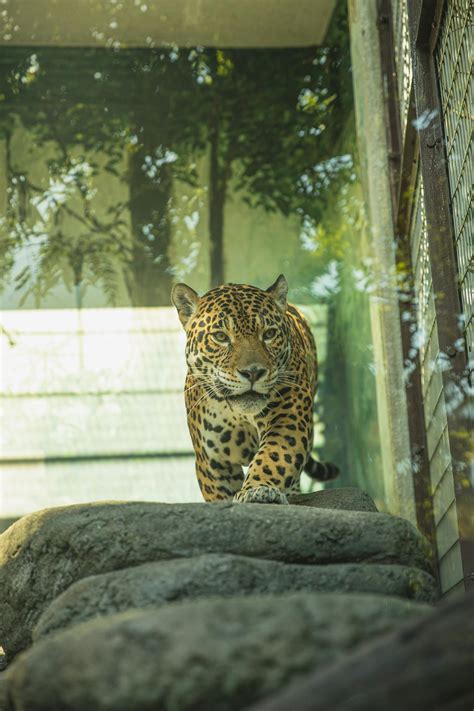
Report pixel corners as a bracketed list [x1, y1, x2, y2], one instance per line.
[171, 275, 339, 504]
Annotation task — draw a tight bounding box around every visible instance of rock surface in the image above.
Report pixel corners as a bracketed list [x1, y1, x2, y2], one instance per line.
[34, 553, 438, 640]
[0, 501, 433, 659]
[2, 593, 430, 711]
[289, 487, 378, 512]
[247, 593, 474, 711]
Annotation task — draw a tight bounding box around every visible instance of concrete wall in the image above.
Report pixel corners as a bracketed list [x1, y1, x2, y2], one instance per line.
[0, 307, 200, 518]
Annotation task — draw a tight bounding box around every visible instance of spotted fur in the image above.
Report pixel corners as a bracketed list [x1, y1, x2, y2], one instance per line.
[171, 275, 339, 505]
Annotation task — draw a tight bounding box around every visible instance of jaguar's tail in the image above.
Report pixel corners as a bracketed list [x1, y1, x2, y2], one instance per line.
[304, 455, 340, 482]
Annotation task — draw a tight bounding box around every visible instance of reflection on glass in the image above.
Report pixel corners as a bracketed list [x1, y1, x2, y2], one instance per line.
[1, 3, 383, 514]
[1, 5, 353, 308]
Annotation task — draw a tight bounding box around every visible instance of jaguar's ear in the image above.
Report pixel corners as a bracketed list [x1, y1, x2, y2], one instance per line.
[171, 283, 200, 328]
[266, 274, 288, 313]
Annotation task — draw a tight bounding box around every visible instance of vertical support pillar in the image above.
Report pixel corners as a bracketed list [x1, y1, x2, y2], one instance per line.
[348, 0, 416, 524]
[377, 0, 438, 552]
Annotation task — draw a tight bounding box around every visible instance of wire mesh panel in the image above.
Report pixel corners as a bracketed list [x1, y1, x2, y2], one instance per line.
[410, 175, 461, 593]
[435, 0, 474, 357]
[411, 180, 437, 381]
[411, 178, 447, 435]
[391, 0, 412, 135]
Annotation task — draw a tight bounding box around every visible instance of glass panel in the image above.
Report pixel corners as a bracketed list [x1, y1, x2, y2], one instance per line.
[0, 2, 377, 515]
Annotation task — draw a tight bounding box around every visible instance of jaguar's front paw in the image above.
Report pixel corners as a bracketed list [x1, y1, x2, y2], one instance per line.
[233, 486, 289, 505]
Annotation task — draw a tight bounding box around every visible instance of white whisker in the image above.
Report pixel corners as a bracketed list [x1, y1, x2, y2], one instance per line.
[183, 381, 209, 395]
[187, 391, 210, 415]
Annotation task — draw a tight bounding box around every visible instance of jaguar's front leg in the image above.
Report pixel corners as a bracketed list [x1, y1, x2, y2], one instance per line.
[196, 460, 245, 502]
[234, 483, 290, 505]
[233, 421, 310, 505]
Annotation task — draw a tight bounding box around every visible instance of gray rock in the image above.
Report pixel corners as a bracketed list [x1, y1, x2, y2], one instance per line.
[34, 553, 438, 640]
[0, 673, 7, 710]
[289, 487, 378, 512]
[0, 501, 433, 660]
[246, 593, 474, 711]
[3, 593, 430, 711]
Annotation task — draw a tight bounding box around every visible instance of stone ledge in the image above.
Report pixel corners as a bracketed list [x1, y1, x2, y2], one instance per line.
[34, 553, 438, 640]
[0, 501, 434, 660]
[1, 593, 430, 711]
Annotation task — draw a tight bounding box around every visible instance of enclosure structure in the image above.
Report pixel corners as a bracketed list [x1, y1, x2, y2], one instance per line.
[350, 0, 472, 595]
[0, 0, 471, 596]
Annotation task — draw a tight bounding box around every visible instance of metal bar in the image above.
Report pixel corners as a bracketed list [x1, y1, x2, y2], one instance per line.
[396, 84, 418, 221]
[377, 0, 402, 220]
[408, 0, 472, 592]
[377, 0, 438, 556]
[411, 0, 445, 46]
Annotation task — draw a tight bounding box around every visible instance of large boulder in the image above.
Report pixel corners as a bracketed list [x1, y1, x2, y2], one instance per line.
[247, 593, 474, 711]
[0, 501, 433, 660]
[2, 593, 430, 711]
[34, 553, 438, 640]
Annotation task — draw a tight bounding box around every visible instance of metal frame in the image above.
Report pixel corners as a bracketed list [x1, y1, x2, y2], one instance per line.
[408, 0, 472, 592]
[378, 0, 472, 590]
[377, 0, 437, 554]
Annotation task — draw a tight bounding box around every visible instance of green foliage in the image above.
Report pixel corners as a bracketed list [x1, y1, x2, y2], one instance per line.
[0, 129, 131, 306]
[0, 0, 353, 304]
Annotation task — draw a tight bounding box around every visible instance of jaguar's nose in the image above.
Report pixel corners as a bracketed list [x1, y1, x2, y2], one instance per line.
[237, 365, 268, 383]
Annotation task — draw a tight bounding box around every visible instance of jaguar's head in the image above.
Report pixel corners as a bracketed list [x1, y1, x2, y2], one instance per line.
[171, 275, 292, 413]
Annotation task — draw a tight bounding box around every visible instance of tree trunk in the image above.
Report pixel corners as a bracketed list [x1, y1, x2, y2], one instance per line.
[248, 593, 474, 711]
[127, 136, 174, 307]
[208, 117, 226, 287]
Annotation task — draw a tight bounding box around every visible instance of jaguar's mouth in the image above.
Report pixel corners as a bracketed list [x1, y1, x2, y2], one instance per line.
[227, 391, 268, 403]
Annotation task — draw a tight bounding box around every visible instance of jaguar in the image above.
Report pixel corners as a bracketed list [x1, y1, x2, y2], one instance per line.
[171, 275, 338, 504]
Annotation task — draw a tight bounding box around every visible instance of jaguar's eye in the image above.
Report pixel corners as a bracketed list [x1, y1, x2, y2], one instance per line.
[212, 331, 230, 344]
[263, 328, 278, 341]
